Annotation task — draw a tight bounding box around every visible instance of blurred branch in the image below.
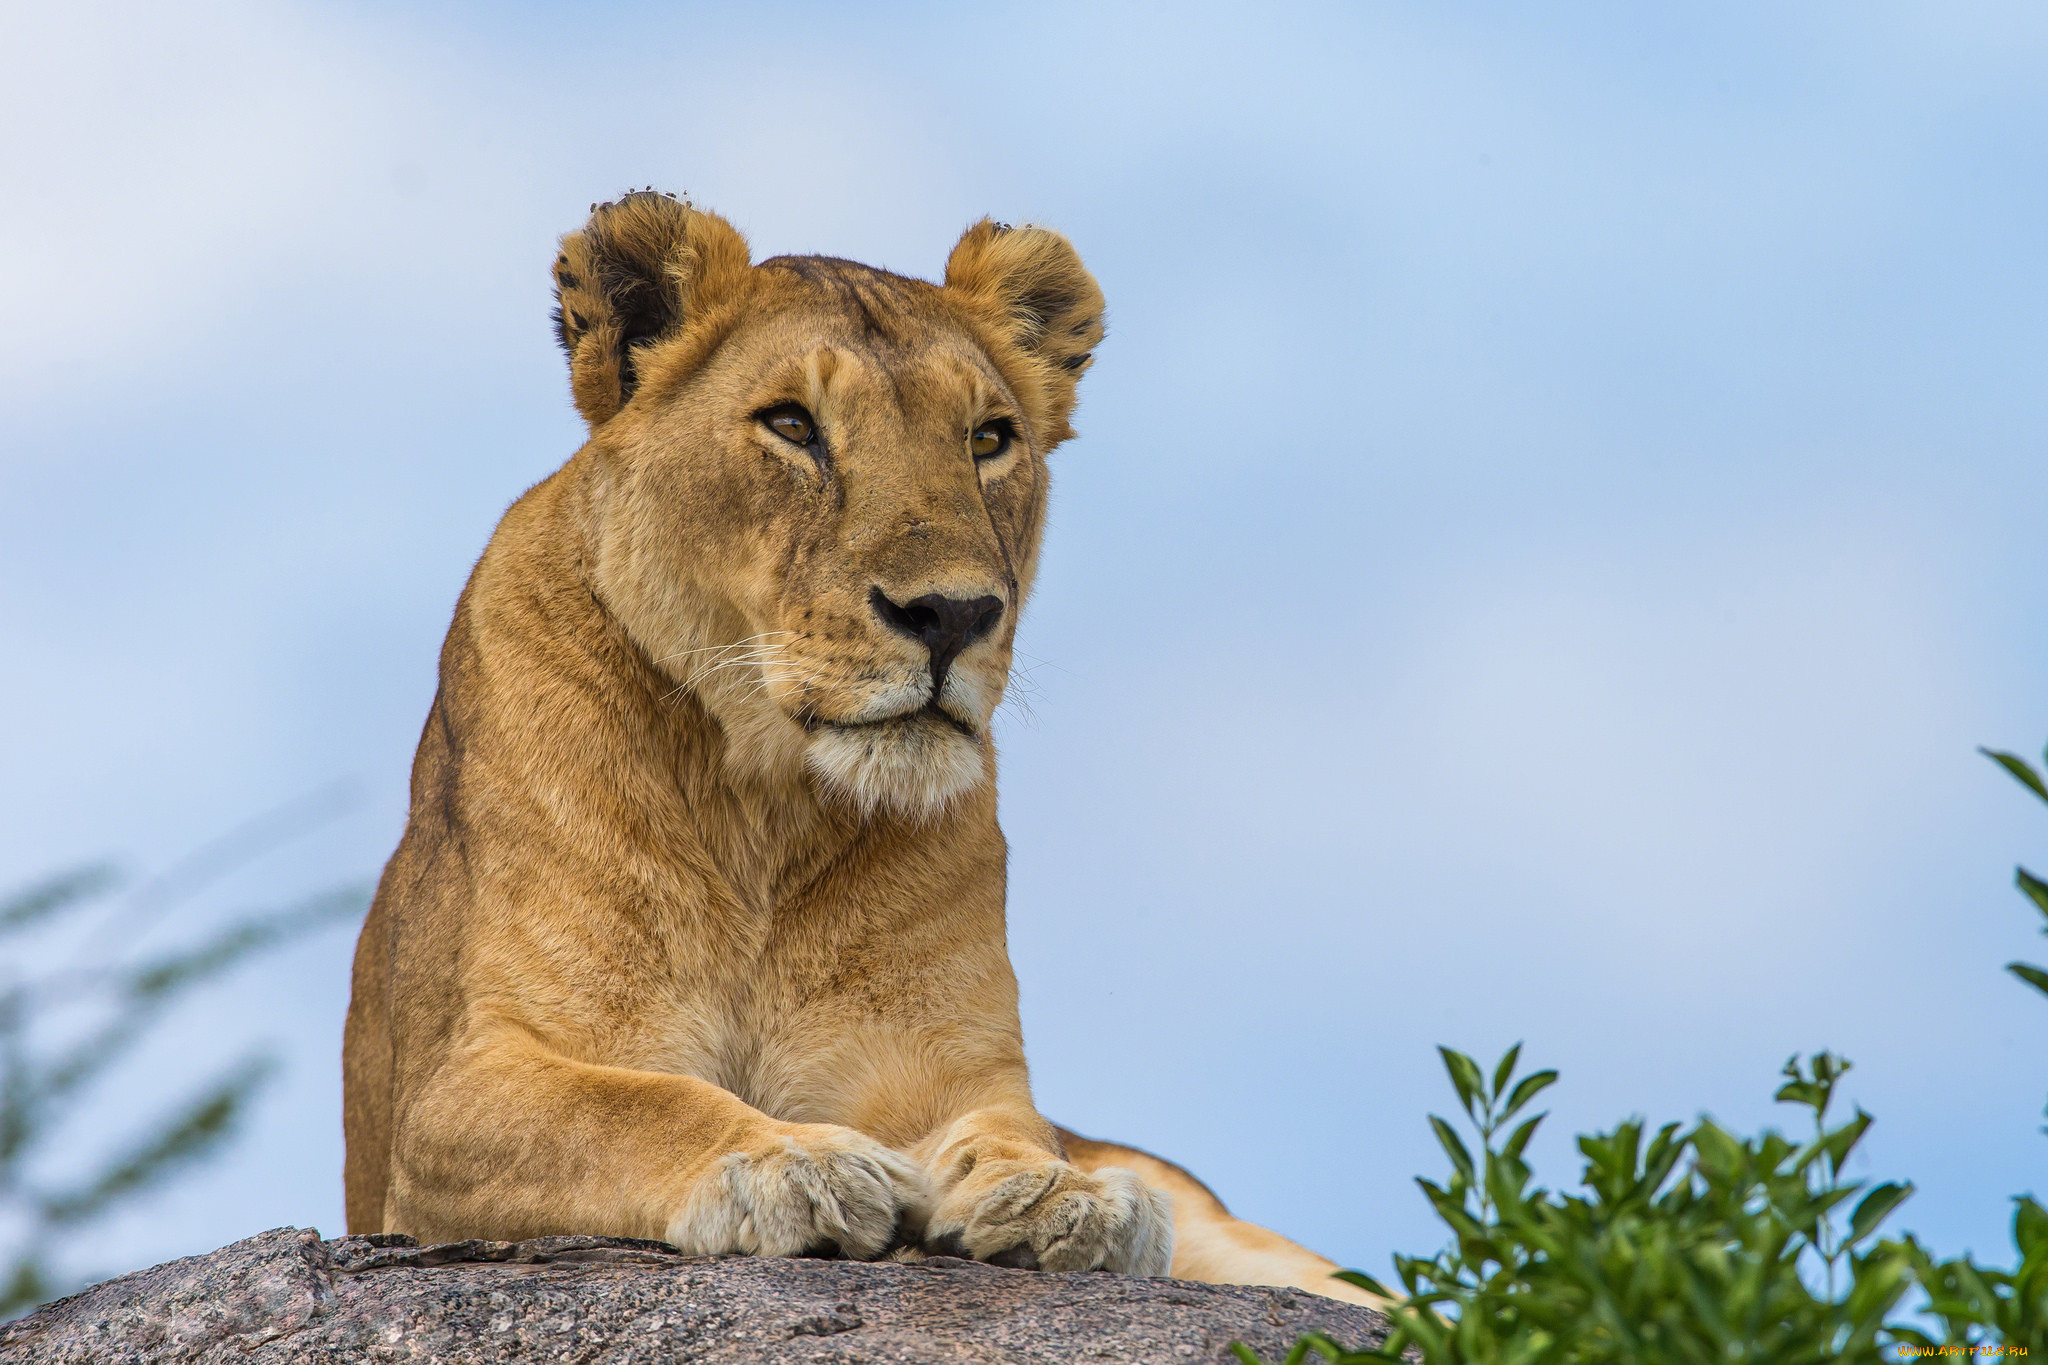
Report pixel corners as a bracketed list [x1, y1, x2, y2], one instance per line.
[0, 797, 370, 1321]
[0, 866, 119, 940]
[0, 1258, 54, 1323]
[39, 1054, 274, 1228]
[124, 885, 368, 1001]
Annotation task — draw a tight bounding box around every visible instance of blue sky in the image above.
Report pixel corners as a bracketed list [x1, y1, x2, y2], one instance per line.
[2, 0, 2044, 1290]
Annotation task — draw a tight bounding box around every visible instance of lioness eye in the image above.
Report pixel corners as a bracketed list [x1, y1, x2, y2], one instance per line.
[970, 420, 1011, 459]
[762, 405, 815, 445]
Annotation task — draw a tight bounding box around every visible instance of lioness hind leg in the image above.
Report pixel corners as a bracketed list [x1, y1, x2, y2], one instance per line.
[1054, 1128, 1387, 1307]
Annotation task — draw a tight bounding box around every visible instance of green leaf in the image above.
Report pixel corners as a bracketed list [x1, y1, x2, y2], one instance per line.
[1775, 1054, 1824, 1112]
[1273, 1332, 1347, 1364]
[1334, 1269, 1394, 1299]
[1638, 1122, 1688, 1198]
[1415, 1177, 1471, 1231]
[1774, 1052, 1850, 1121]
[1503, 1113, 1546, 1161]
[1818, 1108, 1873, 1177]
[1982, 746, 2048, 805]
[2014, 1195, 2048, 1259]
[1689, 1119, 1740, 1171]
[1849, 1181, 1913, 1242]
[1439, 1047, 1486, 1122]
[1491, 1043, 1523, 1100]
[1500, 1069, 1559, 1124]
[2009, 962, 2048, 1000]
[2018, 868, 2048, 921]
[1429, 1116, 1477, 1185]
[1488, 1150, 1533, 1206]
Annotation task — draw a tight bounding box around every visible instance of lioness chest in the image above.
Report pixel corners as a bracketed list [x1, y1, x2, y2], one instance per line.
[470, 814, 1013, 1145]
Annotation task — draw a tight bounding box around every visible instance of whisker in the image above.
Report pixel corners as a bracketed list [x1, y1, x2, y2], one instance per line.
[665, 654, 789, 705]
[1009, 648, 1069, 675]
[664, 664, 780, 705]
[682, 650, 791, 689]
[996, 663, 1045, 725]
[653, 631, 793, 666]
[655, 636, 842, 714]
[659, 630, 792, 657]
[682, 658, 782, 684]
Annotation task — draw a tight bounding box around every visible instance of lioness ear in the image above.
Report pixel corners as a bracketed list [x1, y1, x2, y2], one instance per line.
[552, 192, 752, 427]
[943, 220, 1105, 444]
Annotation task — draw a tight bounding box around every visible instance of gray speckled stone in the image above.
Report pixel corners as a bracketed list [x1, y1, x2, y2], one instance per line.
[0, 1229, 1394, 1363]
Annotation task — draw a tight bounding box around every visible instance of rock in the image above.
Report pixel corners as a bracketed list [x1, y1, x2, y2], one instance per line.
[0, 1228, 1398, 1363]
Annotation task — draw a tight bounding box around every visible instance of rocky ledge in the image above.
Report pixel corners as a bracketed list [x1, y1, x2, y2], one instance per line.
[0, 1228, 1395, 1363]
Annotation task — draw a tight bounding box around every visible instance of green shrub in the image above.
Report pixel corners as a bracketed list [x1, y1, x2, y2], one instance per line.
[1239, 744, 2048, 1361]
[1240, 1047, 2042, 1362]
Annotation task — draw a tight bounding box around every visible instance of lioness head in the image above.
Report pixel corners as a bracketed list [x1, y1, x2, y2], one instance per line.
[550, 193, 1103, 820]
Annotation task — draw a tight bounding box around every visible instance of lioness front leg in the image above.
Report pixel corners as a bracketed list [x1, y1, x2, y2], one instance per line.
[391, 1029, 930, 1259]
[914, 1108, 1174, 1274]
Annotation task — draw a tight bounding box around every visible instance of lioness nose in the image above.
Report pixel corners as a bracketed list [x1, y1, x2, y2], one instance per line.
[869, 588, 1004, 690]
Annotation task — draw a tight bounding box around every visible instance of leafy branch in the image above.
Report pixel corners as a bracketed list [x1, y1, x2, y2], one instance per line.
[0, 865, 367, 1319]
[1981, 744, 2048, 1011]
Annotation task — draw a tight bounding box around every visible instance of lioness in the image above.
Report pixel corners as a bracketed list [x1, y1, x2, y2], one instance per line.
[343, 192, 1370, 1302]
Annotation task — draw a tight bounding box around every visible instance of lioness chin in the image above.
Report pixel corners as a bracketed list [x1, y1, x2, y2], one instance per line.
[341, 191, 1377, 1303]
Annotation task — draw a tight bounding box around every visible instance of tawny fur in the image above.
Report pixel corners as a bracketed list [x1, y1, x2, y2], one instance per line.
[343, 192, 1370, 1302]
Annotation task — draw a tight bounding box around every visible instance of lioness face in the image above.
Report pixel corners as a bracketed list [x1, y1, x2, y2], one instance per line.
[606, 263, 1044, 816]
[555, 198, 1102, 819]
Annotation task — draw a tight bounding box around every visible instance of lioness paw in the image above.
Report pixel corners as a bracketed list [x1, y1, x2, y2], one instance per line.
[927, 1159, 1173, 1275]
[665, 1126, 931, 1261]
